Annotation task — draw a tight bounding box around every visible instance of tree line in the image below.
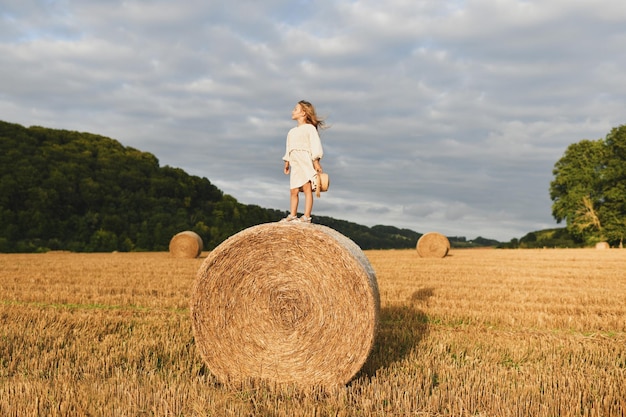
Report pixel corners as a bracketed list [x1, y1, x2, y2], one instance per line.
[7, 119, 617, 252]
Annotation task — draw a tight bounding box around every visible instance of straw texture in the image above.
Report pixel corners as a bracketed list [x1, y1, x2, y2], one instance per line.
[416, 232, 450, 258]
[190, 222, 379, 387]
[169, 231, 203, 258]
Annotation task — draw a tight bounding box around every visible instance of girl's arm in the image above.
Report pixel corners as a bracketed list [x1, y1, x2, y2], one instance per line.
[313, 158, 322, 173]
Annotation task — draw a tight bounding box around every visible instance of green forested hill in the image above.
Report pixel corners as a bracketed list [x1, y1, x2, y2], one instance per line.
[0, 120, 438, 252]
[0, 121, 285, 252]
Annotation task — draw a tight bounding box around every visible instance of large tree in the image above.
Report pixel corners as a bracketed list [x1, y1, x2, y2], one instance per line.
[601, 126, 626, 243]
[549, 125, 626, 246]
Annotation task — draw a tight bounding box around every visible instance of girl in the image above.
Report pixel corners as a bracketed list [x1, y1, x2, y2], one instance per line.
[281, 100, 324, 223]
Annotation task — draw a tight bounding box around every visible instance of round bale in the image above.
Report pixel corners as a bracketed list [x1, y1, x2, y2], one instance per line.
[190, 222, 380, 387]
[169, 231, 203, 258]
[595, 241, 610, 250]
[416, 231, 450, 258]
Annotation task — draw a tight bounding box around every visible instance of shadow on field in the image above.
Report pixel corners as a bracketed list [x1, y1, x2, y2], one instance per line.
[353, 288, 434, 381]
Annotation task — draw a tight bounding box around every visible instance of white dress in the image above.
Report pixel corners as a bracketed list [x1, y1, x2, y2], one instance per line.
[282, 123, 323, 190]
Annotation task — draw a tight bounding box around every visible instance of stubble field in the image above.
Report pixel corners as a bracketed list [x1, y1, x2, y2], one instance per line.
[1, 247, 625, 416]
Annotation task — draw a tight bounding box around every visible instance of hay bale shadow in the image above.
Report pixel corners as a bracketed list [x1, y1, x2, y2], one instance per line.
[355, 306, 430, 380]
[410, 287, 435, 303]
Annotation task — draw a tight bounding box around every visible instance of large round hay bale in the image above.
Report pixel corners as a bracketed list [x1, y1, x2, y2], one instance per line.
[595, 241, 610, 250]
[190, 222, 380, 387]
[416, 232, 450, 258]
[169, 231, 203, 258]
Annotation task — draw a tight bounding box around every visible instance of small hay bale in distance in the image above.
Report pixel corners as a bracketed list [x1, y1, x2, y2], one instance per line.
[169, 231, 203, 258]
[416, 231, 450, 258]
[190, 222, 380, 387]
[595, 241, 610, 250]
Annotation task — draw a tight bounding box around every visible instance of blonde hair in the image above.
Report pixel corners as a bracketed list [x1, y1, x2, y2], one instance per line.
[299, 100, 326, 131]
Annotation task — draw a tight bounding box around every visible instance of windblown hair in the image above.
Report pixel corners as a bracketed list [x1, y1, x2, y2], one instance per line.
[299, 100, 326, 131]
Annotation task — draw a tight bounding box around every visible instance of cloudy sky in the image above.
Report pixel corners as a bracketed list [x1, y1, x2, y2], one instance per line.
[2, 1, 625, 241]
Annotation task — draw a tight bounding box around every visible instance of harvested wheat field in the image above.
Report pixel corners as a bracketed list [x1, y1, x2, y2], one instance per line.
[1, 248, 625, 416]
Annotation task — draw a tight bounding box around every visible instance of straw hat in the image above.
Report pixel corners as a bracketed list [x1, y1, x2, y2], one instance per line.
[316, 172, 329, 197]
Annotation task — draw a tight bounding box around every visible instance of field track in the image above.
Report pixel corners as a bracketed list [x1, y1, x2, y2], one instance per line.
[1, 248, 625, 416]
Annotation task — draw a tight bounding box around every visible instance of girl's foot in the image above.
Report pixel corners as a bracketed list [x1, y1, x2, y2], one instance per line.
[279, 215, 298, 222]
[299, 215, 312, 223]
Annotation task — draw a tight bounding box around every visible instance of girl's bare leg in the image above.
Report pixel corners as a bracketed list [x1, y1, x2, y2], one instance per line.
[289, 188, 299, 216]
[302, 182, 313, 217]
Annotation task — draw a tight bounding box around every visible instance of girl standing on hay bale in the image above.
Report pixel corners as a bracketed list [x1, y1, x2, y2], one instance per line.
[281, 100, 325, 223]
